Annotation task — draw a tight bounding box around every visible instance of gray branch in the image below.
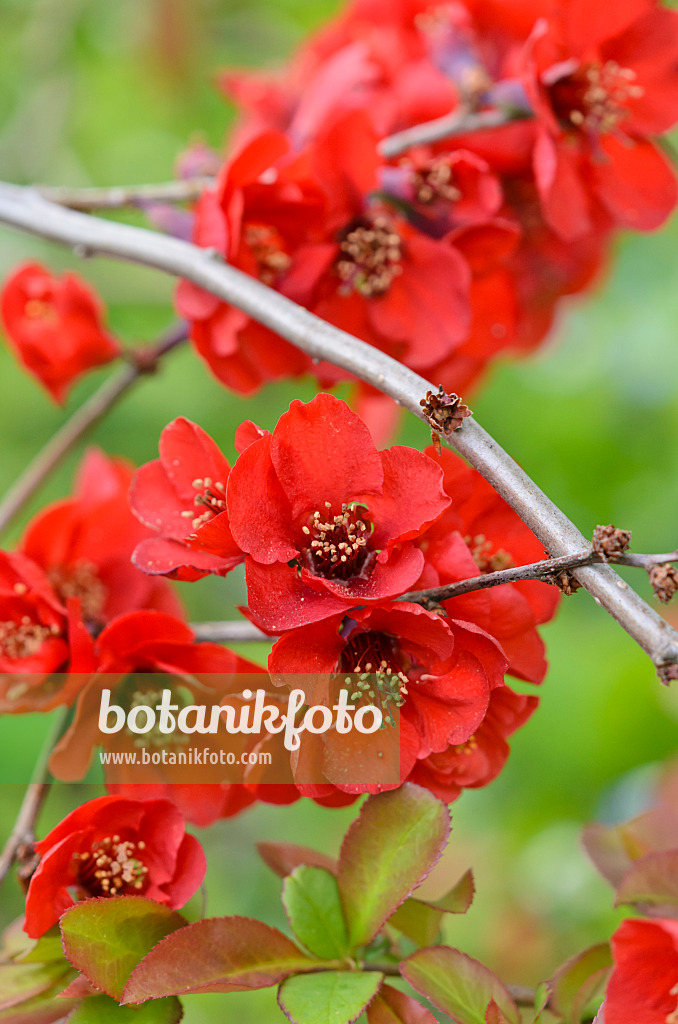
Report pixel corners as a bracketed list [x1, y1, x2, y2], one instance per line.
[0, 183, 675, 676]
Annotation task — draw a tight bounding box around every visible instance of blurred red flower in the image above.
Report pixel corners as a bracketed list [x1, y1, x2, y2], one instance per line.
[606, 917, 678, 1024]
[0, 263, 120, 403]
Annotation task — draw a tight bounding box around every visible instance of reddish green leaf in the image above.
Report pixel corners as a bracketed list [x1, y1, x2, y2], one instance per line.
[485, 999, 511, 1024]
[419, 870, 475, 915]
[67, 994, 183, 1022]
[401, 947, 521, 1024]
[282, 866, 349, 960]
[60, 897, 186, 1002]
[122, 917, 315, 1003]
[615, 850, 678, 909]
[0, 962, 72, 1011]
[337, 786, 450, 948]
[278, 970, 383, 1024]
[366, 984, 437, 1024]
[388, 901, 442, 947]
[545, 944, 612, 1024]
[258, 843, 337, 878]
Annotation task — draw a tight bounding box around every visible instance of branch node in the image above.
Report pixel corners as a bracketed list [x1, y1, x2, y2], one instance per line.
[592, 524, 632, 562]
[420, 388, 472, 451]
[543, 569, 583, 596]
[72, 242, 95, 260]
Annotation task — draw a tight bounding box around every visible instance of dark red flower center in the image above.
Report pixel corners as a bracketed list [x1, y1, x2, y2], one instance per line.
[245, 223, 292, 285]
[0, 616, 59, 659]
[337, 629, 411, 727]
[548, 60, 643, 135]
[336, 216, 404, 297]
[409, 156, 462, 205]
[71, 835, 149, 897]
[301, 502, 374, 582]
[48, 561, 107, 624]
[182, 475, 227, 532]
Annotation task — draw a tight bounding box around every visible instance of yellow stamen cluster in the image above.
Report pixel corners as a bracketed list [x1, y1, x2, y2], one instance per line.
[466, 534, 514, 574]
[0, 617, 59, 659]
[73, 835, 149, 896]
[410, 157, 462, 204]
[48, 561, 107, 623]
[336, 217, 403, 297]
[245, 224, 292, 285]
[181, 476, 227, 532]
[568, 61, 643, 133]
[24, 299, 57, 321]
[346, 660, 410, 728]
[453, 734, 478, 756]
[302, 501, 370, 580]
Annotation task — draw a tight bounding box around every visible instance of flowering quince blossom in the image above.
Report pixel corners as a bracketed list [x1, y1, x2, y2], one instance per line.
[48, 610, 266, 826]
[520, 0, 678, 239]
[129, 416, 244, 580]
[604, 917, 678, 1024]
[227, 393, 451, 631]
[0, 262, 120, 403]
[23, 795, 206, 938]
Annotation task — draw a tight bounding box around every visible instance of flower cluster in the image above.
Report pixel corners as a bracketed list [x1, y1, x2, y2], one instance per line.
[170, 0, 678, 417]
[130, 393, 558, 810]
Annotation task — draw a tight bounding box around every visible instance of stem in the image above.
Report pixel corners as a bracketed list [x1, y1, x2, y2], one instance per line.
[400, 550, 678, 606]
[364, 963, 537, 1007]
[37, 178, 213, 211]
[0, 320, 187, 537]
[379, 107, 529, 158]
[0, 706, 69, 887]
[191, 620, 269, 643]
[0, 185, 675, 677]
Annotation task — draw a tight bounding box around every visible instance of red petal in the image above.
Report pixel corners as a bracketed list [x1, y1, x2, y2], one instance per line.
[227, 435, 298, 564]
[159, 417, 232, 502]
[592, 136, 678, 231]
[368, 446, 450, 547]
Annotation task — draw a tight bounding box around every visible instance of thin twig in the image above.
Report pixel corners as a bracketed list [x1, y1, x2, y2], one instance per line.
[379, 107, 528, 158]
[0, 706, 69, 887]
[400, 550, 678, 606]
[37, 178, 213, 211]
[364, 963, 537, 1008]
[0, 320, 188, 537]
[0, 185, 675, 677]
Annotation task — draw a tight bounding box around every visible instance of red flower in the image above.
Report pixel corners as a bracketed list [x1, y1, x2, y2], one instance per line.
[23, 795, 206, 938]
[269, 600, 506, 793]
[130, 417, 244, 580]
[48, 610, 266, 827]
[0, 550, 92, 713]
[21, 448, 183, 626]
[415, 446, 560, 683]
[0, 263, 120, 403]
[605, 917, 678, 1024]
[227, 393, 451, 631]
[521, 0, 678, 238]
[408, 686, 538, 802]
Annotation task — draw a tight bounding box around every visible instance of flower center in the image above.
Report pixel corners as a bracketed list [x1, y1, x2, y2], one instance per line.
[48, 561, 107, 624]
[338, 630, 410, 727]
[72, 835, 149, 897]
[125, 686, 191, 748]
[301, 502, 373, 582]
[0, 617, 59, 659]
[466, 534, 514, 574]
[181, 475, 227, 532]
[24, 298, 57, 322]
[336, 216, 404, 297]
[245, 224, 292, 285]
[550, 60, 643, 134]
[409, 157, 462, 205]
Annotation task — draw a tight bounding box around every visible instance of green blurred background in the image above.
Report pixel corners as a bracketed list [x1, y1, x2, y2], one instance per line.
[0, 0, 677, 1019]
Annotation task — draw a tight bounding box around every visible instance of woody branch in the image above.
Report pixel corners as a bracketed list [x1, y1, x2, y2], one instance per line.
[0, 183, 675, 678]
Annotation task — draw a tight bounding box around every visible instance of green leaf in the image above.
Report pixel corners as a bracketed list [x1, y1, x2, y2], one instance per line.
[122, 916, 315, 1003]
[67, 994, 183, 1023]
[419, 870, 475, 915]
[60, 897, 186, 1002]
[282, 866, 350, 960]
[400, 947, 521, 1024]
[278, 970, 383, 1024]
[547, 943, 612, 1023]
[366, 984, 437, 1024]
[0, 962, 71, 1011]
[615, 851, 678, 909]
[387, 901, 442, 947]
[258, 843, 337, 879]
[337, 785, 450, 948]
[17, 934, 65, 965]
